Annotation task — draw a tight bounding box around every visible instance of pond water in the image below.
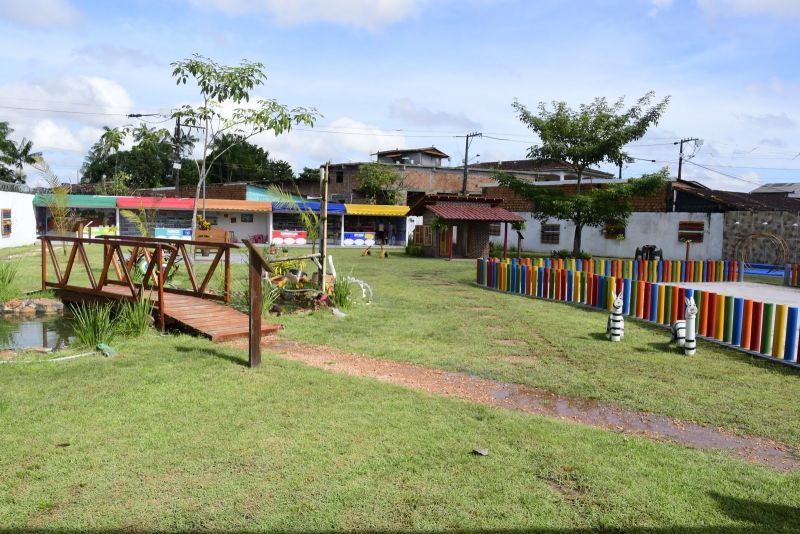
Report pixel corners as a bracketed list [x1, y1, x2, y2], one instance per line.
[0, 315, 74, 350]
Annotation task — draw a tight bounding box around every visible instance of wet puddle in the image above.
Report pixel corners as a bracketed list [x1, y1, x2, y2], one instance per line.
[0, 315, 73, 351]
[257, 339, 800, 472]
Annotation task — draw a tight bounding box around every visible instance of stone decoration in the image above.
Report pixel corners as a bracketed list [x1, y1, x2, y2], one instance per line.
[0, 298, 64, 315]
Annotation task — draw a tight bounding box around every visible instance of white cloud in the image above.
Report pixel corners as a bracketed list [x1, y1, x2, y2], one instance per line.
[648, 0, 673, 16]
[190, 0, 428, 31]
[740, 112, 796, 129]
[0, 0, 81, 27]
[389, 98, 481, 130]
[251, 116, 408, 168]
[30, 120, 82, 152]
[698, 0, 800, 18]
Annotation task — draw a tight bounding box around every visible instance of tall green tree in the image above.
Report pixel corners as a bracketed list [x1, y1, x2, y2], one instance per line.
[354, 162, 402, 204]
[170, 54, 319, 239]
[0, 122, 12, 181]
[0, 137, 42, 184]
[495, 168, 670, 255]
[511, 91, 669, 253]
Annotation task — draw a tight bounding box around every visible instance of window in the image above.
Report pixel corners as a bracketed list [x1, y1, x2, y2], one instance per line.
[240, 213, 254, 223]
[604, 223, 625, 240]
[336, 171, 344, 183]
[678, 220, 704, 242]
[489, 223, 501, 236]
[540, 223, 560, 245]
[423, 225, 433, 246]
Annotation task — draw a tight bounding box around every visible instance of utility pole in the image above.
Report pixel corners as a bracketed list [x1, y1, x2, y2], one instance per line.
[319, 163, 329, 289]
[172, 117, 181, 192]
[675, 137, 700, 182]
[460, 131, 482, 194]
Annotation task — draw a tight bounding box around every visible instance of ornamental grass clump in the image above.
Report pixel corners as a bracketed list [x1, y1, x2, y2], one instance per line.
[331, 275, 353, 310]
[116, 297, 154, 338]
[0, 262, 19, 302]
[71, 302, 116, 348]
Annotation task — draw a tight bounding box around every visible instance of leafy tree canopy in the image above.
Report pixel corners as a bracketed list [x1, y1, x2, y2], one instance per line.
[170, 54, 319, 237]
[354, 162, 402, 204]
[296, 166, 321, 182]
[512, 91, 670, 190]
[508, 91, 669, 253]
[495, 167, 670, 253]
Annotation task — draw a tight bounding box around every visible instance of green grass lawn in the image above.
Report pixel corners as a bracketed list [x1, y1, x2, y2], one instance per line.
[3, 244, 800, 530]
[4, 243, 800, 447]
[2, 332, 799, 531]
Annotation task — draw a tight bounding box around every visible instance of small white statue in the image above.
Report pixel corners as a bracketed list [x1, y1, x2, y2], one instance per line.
[606, 291, 625, 342]
[671, 296, 698, 356]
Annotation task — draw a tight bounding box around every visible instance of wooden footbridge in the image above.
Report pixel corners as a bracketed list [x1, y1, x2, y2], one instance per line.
[40, 235, 281, 344]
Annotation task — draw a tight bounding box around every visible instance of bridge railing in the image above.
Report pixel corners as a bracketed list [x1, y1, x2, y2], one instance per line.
[39, 235, 237, 331]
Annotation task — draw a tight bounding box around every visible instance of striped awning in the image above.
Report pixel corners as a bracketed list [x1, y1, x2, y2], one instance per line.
[34, 194, 117, 209]
[200, 199, 272, 213]
[117, 196, 195, 210]
[344, 204, 410, 216]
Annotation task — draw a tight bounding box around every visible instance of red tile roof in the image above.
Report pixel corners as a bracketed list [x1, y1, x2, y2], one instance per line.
[427, 204, 524, 222]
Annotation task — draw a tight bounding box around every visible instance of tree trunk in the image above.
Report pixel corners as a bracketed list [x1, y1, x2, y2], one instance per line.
[572, 223, 583, 256]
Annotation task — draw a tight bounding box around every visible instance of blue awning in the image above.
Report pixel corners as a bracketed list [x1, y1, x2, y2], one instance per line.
[272, 201, 345, 214]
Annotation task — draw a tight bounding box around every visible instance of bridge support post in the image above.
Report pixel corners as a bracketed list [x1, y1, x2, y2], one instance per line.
[248, 246, 262, 368]
[157, 245, 165, 332]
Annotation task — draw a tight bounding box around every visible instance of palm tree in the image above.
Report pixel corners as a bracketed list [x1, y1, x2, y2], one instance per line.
[100, 126, 125, 175]
[0, 122, 15, 181]
[0, 137, 42, 184]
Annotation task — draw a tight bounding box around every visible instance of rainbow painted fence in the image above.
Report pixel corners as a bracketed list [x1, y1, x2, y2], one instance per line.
[521, 257, 742, 283]
[477, 257, 800, 367]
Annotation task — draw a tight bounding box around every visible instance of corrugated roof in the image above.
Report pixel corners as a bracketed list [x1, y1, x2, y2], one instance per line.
[117, 196, 195, 210]
[427, 204, 524, 222]
[201, 199, 272, 212]
[344, 204, 409, 216]
[470, 158, 614, 178]
[34, 194, 117, 209]
[673, 182, 800, 211]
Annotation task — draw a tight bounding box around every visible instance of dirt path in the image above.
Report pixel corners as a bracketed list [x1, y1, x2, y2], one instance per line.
[226, 338, 800, 472]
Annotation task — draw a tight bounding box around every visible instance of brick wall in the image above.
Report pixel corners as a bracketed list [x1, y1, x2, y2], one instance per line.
[136, 183, 248, 200]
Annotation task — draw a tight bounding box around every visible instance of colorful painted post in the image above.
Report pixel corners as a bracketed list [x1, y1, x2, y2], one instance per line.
[723, 296, 734, 344]
[715, 294, 726, 341]
[732, 298, 743, 346]
[644, 282, 652, 321]
[537, 267, 544, 298]
[772, 304, 787, 359]
[664, 285, 673, 325]
[567, 270, 574, 302]
[623, 278, 631, 316]
[783, 307, 798, 362]
[657, 284, 666, 324]
[741, 299, 753, 349]
[636, 281, 644, 318]
[750, 302, 763, 353]
[761, 303, 775, 356]
[650, 284, 659, 323]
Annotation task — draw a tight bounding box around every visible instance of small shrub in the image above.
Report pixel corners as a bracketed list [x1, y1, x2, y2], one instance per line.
[551, 249, 592, 260]
[331, 276, 353, 310]
[0, 262, 19, 302]
[405, 242, 425, 257]
[230, 275, 282, 316]
[116, 297, 154, 337]
[71, 302, 116, 348]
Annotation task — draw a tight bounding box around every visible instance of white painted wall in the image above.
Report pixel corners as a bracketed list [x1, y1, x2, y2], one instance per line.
[207, 211, 271, 243]
[492, 212, 724, 260]
[0, 191, 37, 248]
[406, 216, 422, 244]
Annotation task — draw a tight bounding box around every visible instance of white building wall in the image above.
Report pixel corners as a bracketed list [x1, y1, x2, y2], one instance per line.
[492, 212, 724, 260]
[0, 191, 37, 248]
[207, 211, 271, 243]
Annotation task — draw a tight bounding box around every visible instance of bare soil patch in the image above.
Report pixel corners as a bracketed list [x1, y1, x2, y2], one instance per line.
[225, 338, 800, 471]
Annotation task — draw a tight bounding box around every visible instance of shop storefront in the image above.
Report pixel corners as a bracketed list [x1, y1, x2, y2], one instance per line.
[271, 200, 345, 246]
[34, 194, 119, 236]
[343, 204, 410, 246]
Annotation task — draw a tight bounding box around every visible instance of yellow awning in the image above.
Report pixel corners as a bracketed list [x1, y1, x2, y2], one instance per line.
[344, 204, 410, 216]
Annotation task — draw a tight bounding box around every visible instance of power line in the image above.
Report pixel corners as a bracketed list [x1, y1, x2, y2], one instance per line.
[684, 160, 762, 186]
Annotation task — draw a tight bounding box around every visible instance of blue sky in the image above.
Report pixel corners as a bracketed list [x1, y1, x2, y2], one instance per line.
[0, 0, 799, 191]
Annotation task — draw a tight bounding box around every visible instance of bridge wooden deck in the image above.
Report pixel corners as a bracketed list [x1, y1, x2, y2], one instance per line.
[42, 235, 281, 344]
[95, 285, 282, 342]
